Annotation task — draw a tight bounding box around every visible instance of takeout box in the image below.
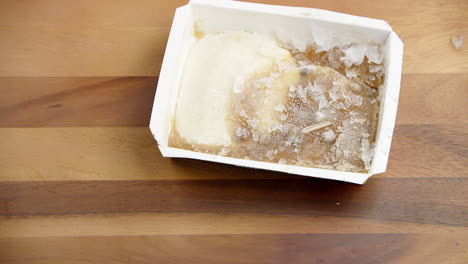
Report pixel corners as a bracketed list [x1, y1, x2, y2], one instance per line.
[149, 0, 403, 184]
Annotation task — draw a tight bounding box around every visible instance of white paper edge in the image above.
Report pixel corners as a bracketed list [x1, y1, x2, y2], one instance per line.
[371, 32, 404, 174]
[150, 6, 192, 144]
[190, 0, 392, 32]
[159, 145, 371, 184]
[150, 0, 403, 185]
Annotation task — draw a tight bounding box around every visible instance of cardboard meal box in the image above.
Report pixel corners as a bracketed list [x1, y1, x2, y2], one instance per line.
[149, 0, 404, 184]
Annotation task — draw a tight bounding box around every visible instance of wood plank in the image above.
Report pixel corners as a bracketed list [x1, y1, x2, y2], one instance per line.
[397, 74, 468, 125]
[0, 74, 467, 127]
[386, 124, 467, 178]
[1, 213, 466, 238]
[0, 178, 466, 226]
[249, 0, 468, 74]
[0, 25, 169, 77]
[1, 125, 466, 181]
[0, 127, 300, 181]
[0, 0, 466, 76]
[0, 0, 185, 76]
[0, 1, 465, 263]
[0, 234, 465, 264]
[0, 0, 185, 27]
[0, 77, 157, 127]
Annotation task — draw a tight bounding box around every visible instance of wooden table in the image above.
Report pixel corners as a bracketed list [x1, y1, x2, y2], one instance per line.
[0, 1, 466, 263]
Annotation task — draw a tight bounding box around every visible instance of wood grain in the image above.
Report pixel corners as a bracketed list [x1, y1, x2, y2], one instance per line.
[386, 124, 467, 178]
[0, 0, 466, 76]
[0, 234, 466, 264]
[1, 124, 466, 181]
[0, 74, 467, 127]
[0, 0, 185, 76]
[0, 77, 157, 127]
[1, 0, 467, 263]
[0, 127, 302, 181]
[2, 213, 466, 238]
[1, 178, 466, 226]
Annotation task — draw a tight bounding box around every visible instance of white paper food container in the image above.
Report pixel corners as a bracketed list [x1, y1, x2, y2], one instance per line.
[149, 0, 403, 184]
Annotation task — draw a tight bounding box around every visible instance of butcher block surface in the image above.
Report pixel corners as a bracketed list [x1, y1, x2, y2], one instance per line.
[0, 1, 467, 263]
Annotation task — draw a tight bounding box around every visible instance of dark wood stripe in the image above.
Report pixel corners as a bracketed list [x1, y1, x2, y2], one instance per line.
[388, 123, 467, 177]
[0, 77, 157, 127]
[0, 178, 466, 226]
[0, 73, 467, 127]
[0, 234, 418, 264]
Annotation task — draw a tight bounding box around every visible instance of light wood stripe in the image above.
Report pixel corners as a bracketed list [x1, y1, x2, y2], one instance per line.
[1, 213, 466, 238]
[0, 0, 466, 76]
[0, 127, 298, 181]
[0, 25, 169, 76]
[397, 74, 468, 125]
[0, 125, 466, 181]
